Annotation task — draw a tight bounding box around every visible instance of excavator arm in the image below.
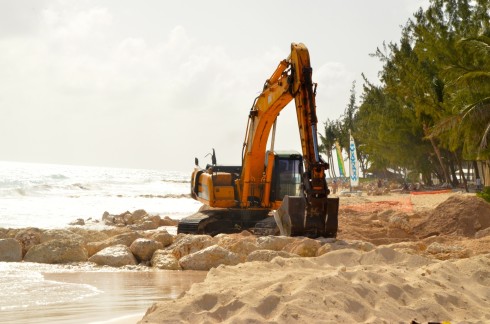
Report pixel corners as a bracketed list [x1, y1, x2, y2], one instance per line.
[184, 43, 338, 239]
[240, 43, 336, 237]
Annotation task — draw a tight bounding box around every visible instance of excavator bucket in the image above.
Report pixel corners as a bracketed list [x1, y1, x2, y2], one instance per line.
[273, 195, 338, 238]
[273, 195, 303, 236]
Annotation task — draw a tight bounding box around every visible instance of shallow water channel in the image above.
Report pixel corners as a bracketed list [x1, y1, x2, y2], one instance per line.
[0, 267, 207, 324]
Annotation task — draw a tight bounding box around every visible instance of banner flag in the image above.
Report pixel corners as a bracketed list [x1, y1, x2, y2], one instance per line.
[349, 132, 359, 187]
[335, 141, 345, 177]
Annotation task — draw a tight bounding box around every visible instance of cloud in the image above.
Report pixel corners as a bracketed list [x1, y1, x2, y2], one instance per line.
[314, 62, 357, 121]
[0, 2, 362, 170]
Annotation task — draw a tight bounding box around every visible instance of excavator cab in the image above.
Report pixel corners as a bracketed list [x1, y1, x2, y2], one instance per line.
[269, 151, 303, 202]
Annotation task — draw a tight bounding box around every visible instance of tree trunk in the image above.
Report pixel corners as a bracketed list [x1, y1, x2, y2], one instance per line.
[448, 160, 459, 186]
[482, 161, 490, 187]
[473, 160, 480, 180]
[424, 124, 450, 185]
[454, 153, 468, 192]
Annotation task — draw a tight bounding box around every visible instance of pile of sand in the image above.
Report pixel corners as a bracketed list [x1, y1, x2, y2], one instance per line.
[338, 193, 490, 245]
[139, 192, 490, 323]
[412, 195, 490, 238]
[140, 247, 490, 323]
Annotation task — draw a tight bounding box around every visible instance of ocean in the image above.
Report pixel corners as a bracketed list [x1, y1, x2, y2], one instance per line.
[0, 160, 202, 228]
[0, 161, 205, 323]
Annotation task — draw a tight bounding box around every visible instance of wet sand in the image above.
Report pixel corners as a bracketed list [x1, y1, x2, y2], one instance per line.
[2, 270, 206, 323]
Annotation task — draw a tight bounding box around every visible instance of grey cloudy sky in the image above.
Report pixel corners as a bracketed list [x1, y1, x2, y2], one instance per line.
[0, 0, 429, 171]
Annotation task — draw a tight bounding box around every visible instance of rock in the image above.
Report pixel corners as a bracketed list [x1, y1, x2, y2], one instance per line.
[86, 232, 143, 257]
[246, 250, 298, 262]
[426, 242, 470, 259]
[217, 234, 258, 260]
[131, 209, 148, 222]
[0, 228, 8, 239]
[101, 227, 132, 237]
[148, 230, 174, 247]
[68, 228, 110, 244]
[89, 244, 137, 267]
[130, 238, 163, 262]
[102, 209, 162, 230]
[24, 239, 88, 264]
[40, 229, 84, 245]
[129, 215, 161, 230]
[283, 237, 321, 257]
[102, 211, 115, 225]
[179, 245, 241, 270]
[14, 228, 43, 256]
[256, 236, 296, 251]
[151, 250, 181, 270]
[159, 216, 179, 226]
[170, 235, 216, 259]
[0, 238, 23, 262]
[69, 218, 85, 226]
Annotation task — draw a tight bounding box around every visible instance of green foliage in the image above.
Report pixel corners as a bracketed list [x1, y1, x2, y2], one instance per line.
[325, 0, 490, 184]
[477, 186, 490, 203]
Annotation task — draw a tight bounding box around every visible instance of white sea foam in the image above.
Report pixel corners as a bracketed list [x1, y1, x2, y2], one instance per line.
[0, 263, 101, 311]
[0, 161, 202, 228]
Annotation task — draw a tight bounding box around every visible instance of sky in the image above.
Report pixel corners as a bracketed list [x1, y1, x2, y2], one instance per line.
[0, 0, 430, 172]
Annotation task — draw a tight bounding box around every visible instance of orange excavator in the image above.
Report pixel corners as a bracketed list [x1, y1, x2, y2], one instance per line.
[178, 43, 339, 238]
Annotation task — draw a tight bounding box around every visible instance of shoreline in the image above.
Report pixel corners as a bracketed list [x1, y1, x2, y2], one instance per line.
[0, 268, 206, 323]
[1, 191, 489, 323]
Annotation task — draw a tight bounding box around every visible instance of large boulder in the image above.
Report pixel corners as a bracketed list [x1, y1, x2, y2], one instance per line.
[179, 245, 241, 270]
[147, 230, 174, 247]
[217, 233, 258, 260]
[40, 229, 84, 244]
[151, 250, 181, 270]
[0, 228, 9, 239]
[130, 238, 163, 262]
[86, 232, 143, 257]
[0, 238, 23, 262]
[89, 244, 137, 267]
[14, 228, 42, 256]
[246, 250, 298, 262]
[24, 239, 88, 264]
[256, 236, 295, 251]
[282, 237, 321, 257]
[170, 235, 216, 259]
[68, 228, 110, 244]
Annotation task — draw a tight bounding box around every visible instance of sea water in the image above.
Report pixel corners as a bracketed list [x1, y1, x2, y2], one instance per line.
[0, 160, 202, 228]
[0, 161, 205, 323]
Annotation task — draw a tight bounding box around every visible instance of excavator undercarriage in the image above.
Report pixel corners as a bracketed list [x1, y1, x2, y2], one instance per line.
[178, 195, 339, 238]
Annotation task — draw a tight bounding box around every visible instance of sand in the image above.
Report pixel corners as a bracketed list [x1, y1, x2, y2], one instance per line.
[140, 192, 490, 323]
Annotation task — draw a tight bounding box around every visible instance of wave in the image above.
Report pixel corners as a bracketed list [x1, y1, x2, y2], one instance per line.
[162, 179, 191, 184]
[138, 193, 191, 199]
[49, 174, 69, 180]
[0, 182, 96, 197]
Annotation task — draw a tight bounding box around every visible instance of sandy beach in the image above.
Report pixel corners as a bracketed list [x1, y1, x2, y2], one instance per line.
[139, 192, 490, 323]
[1, 191, 489, 323]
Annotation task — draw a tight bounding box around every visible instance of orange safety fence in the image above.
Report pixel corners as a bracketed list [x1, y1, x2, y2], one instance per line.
[410, 189, 452, 195]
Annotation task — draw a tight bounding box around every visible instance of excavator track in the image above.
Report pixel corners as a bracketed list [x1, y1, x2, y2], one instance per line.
[177, 208, 270, 236]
